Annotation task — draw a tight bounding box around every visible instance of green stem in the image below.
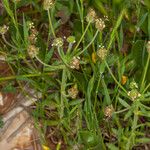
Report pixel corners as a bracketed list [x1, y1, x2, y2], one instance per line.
[114, 108, 129, 114]
[2, 35, 18, 50]
[105, 61, 127, 94]
[74, 22, 91, 52]
[0, 72, 53, 82]
[60, 68, 67, 119]
[47, 9, 56, 38]
[140, 53, 150, 92]
[35, 55, 64, 70]
[76, 30, 99, 56]
[107, 9, 126, 50]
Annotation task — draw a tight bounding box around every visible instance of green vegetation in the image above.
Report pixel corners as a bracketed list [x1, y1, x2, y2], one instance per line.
[0, 0, 150, 149]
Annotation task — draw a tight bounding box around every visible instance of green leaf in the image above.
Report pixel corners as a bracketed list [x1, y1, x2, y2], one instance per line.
[107, 143, 119, 150]
[101, 79, 111, 105]
[118, 98, 130, 108]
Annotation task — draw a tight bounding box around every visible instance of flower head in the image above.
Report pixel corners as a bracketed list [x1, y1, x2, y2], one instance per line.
[128, 89, 141, 101]
[68, 85, 79, 99]
[70, 57, 80, 70]
[27, 21, 35, 29]
[104, 105, 114, 118]
[97, 46, 108, 61]
[27, 45, 39, 58]
[52, 38, 64, 47]
[129, 81, 138, 89]
[86, 8, 97, 23]
[43, 0, 55, 10]
[28, 28, 38, 44]
[0, 25, 9, 35]
[95, 18, 105, 31]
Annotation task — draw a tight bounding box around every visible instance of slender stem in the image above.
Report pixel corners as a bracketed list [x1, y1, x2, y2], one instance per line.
[142, 83, 150, 94]
[114, 108, 129, 114]
[74, 22, 91, 52]
[35, 55, 64, 70]
[47, 9, 56, 38]
[0, 72, 53, 81]
[140, 53, 150, 92]
[76, 30, 99, 56]
[105, 61, 127, 94]
[60, 68, 67, 119]
[2, 35, 18, 50]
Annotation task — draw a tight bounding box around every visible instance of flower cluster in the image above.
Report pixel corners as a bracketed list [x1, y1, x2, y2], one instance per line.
[28, 28, 38, 44]
[68, 85, 79, 99]
[86, 8, 106, 31]
[70, 57, 80, 70]
[27, 45, 39, 58]
[128, 81, 141, 101]
[86, 8, 97, 23]
[97, 46, 108, 61]
[0, 25, 9, 35]
[129, 81, 138, 89]
[52, 38, 64, 47]
[104, 105, 114, 118]
[127, 89, 141, 101]
[95, 18, 106, 32]
[43, 0, 55, 10]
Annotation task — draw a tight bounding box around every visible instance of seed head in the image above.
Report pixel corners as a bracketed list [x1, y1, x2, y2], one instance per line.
[43, 0, 55, 10]
[95, 18, 105, 31]
[70, 57, 80, 70]
[128, 89, 141, 101]
[104, 105, 114, 118]
[97, 47, 108, 61]
[0, 25, 9, 35]
[86, 8, 97, 23]
[52, 38, 64, 47]
[68, 85, 79, 99]
[27, 45, 39, 58]
[147, 41, 150, 54]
